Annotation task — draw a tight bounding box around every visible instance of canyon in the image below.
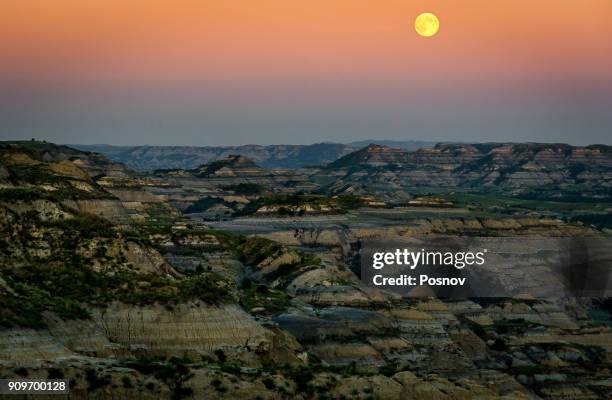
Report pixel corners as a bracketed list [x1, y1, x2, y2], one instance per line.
[0, 140, 611, 399]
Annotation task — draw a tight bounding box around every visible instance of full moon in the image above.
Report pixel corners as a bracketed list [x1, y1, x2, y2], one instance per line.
[415, 12, 439, 37]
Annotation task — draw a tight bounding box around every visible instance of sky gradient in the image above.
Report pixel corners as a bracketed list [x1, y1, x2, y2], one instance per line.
[1, 0, 611, 145]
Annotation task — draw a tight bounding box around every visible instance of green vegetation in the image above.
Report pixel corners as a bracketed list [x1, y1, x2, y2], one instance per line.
[235, 194, 366, 216]
[1, 140, 64, 151]
[222, 183, 265, 195]
[469, 297, 544, 307]
[133, 203, 183, 235]
[40, 213, 117, 239]
[0, 186, 113, 201]
[115, 356, 390, 398]
[274, 361, 377, 395]
[0, 210, 233, 328]
[571, 213, 612, 230]
[238, 237, 284, 266]
[47, 368, 64, 379]
[239, 282, 290, 315]
[8, 165, 67, 185]
[184, 196, 236, 213]
[195, 158, 240, 176]
[2, 263, 231, 323]
[446, 192, 611, 215]
[85, 369, 112, 391]
[214, 349, 227, 363]
[0, 191, 309, 328]
[378, 363, 399, 377]
[13, 367, 29, 377]
[206, 229, 244, 250]
[0, 279, 90, 329]
[238, 236, 321, 283]
[0, 188, 47, 201]
[589, 298, 612, 326]
[210, 377, 227, 392]
[490, 318, 545, 335]
[519, 184, 612, 203]
[490, 338, 507, 351]
[323, 327, 402, 345]
[125, 358, 194, 400]
[234, 237, 323, 312]
[0, 153, 115, 201]
[262, 376, 276, 389]
[121, 376, 133, 388]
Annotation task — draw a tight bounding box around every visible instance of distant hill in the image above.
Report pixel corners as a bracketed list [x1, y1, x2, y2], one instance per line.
[72, 141, 436, 170]
[327, 144, 409, 168]
[153, 154, 319, 194]
[193, 155, 264, 178]
[347, 139, 436, 150]
[0, 140, 128, 178]
[318, 142, 612, 201]
[72, 143, 356, 170]
[62, 140, 612, 201]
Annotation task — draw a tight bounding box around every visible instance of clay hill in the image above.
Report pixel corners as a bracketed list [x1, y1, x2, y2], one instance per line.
[193, 155, 266, 178]
[318, 143, 612, 201]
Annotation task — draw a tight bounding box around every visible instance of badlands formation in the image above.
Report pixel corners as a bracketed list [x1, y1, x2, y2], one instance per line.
[0, 140, 611, 399]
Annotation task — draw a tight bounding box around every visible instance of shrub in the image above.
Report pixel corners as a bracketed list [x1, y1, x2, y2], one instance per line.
[378, 363, 398, 377]
[491, 338, 507, 351]
[41, 214, 116, 239]
[184, 197, 230, 213]
[220, 364, 241, 375]
[240, 284, 290, 315]
[121, 376, 133, 388]
[123, 358, 193, 400]
[47, 367, 64, 379]
[85, 369, 111, 391]
[214, 349, 227, 363]
[284, 366, 314, 394]
[0, 188, 46, 201]
[238, 237, 284, 266]
[222, 183, 265, 195]
[262, 377, 275, 389]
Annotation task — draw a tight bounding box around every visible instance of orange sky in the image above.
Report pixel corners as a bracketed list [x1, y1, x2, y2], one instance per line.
[1, 0, 611, 84]
[0, 1, 611, 145]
